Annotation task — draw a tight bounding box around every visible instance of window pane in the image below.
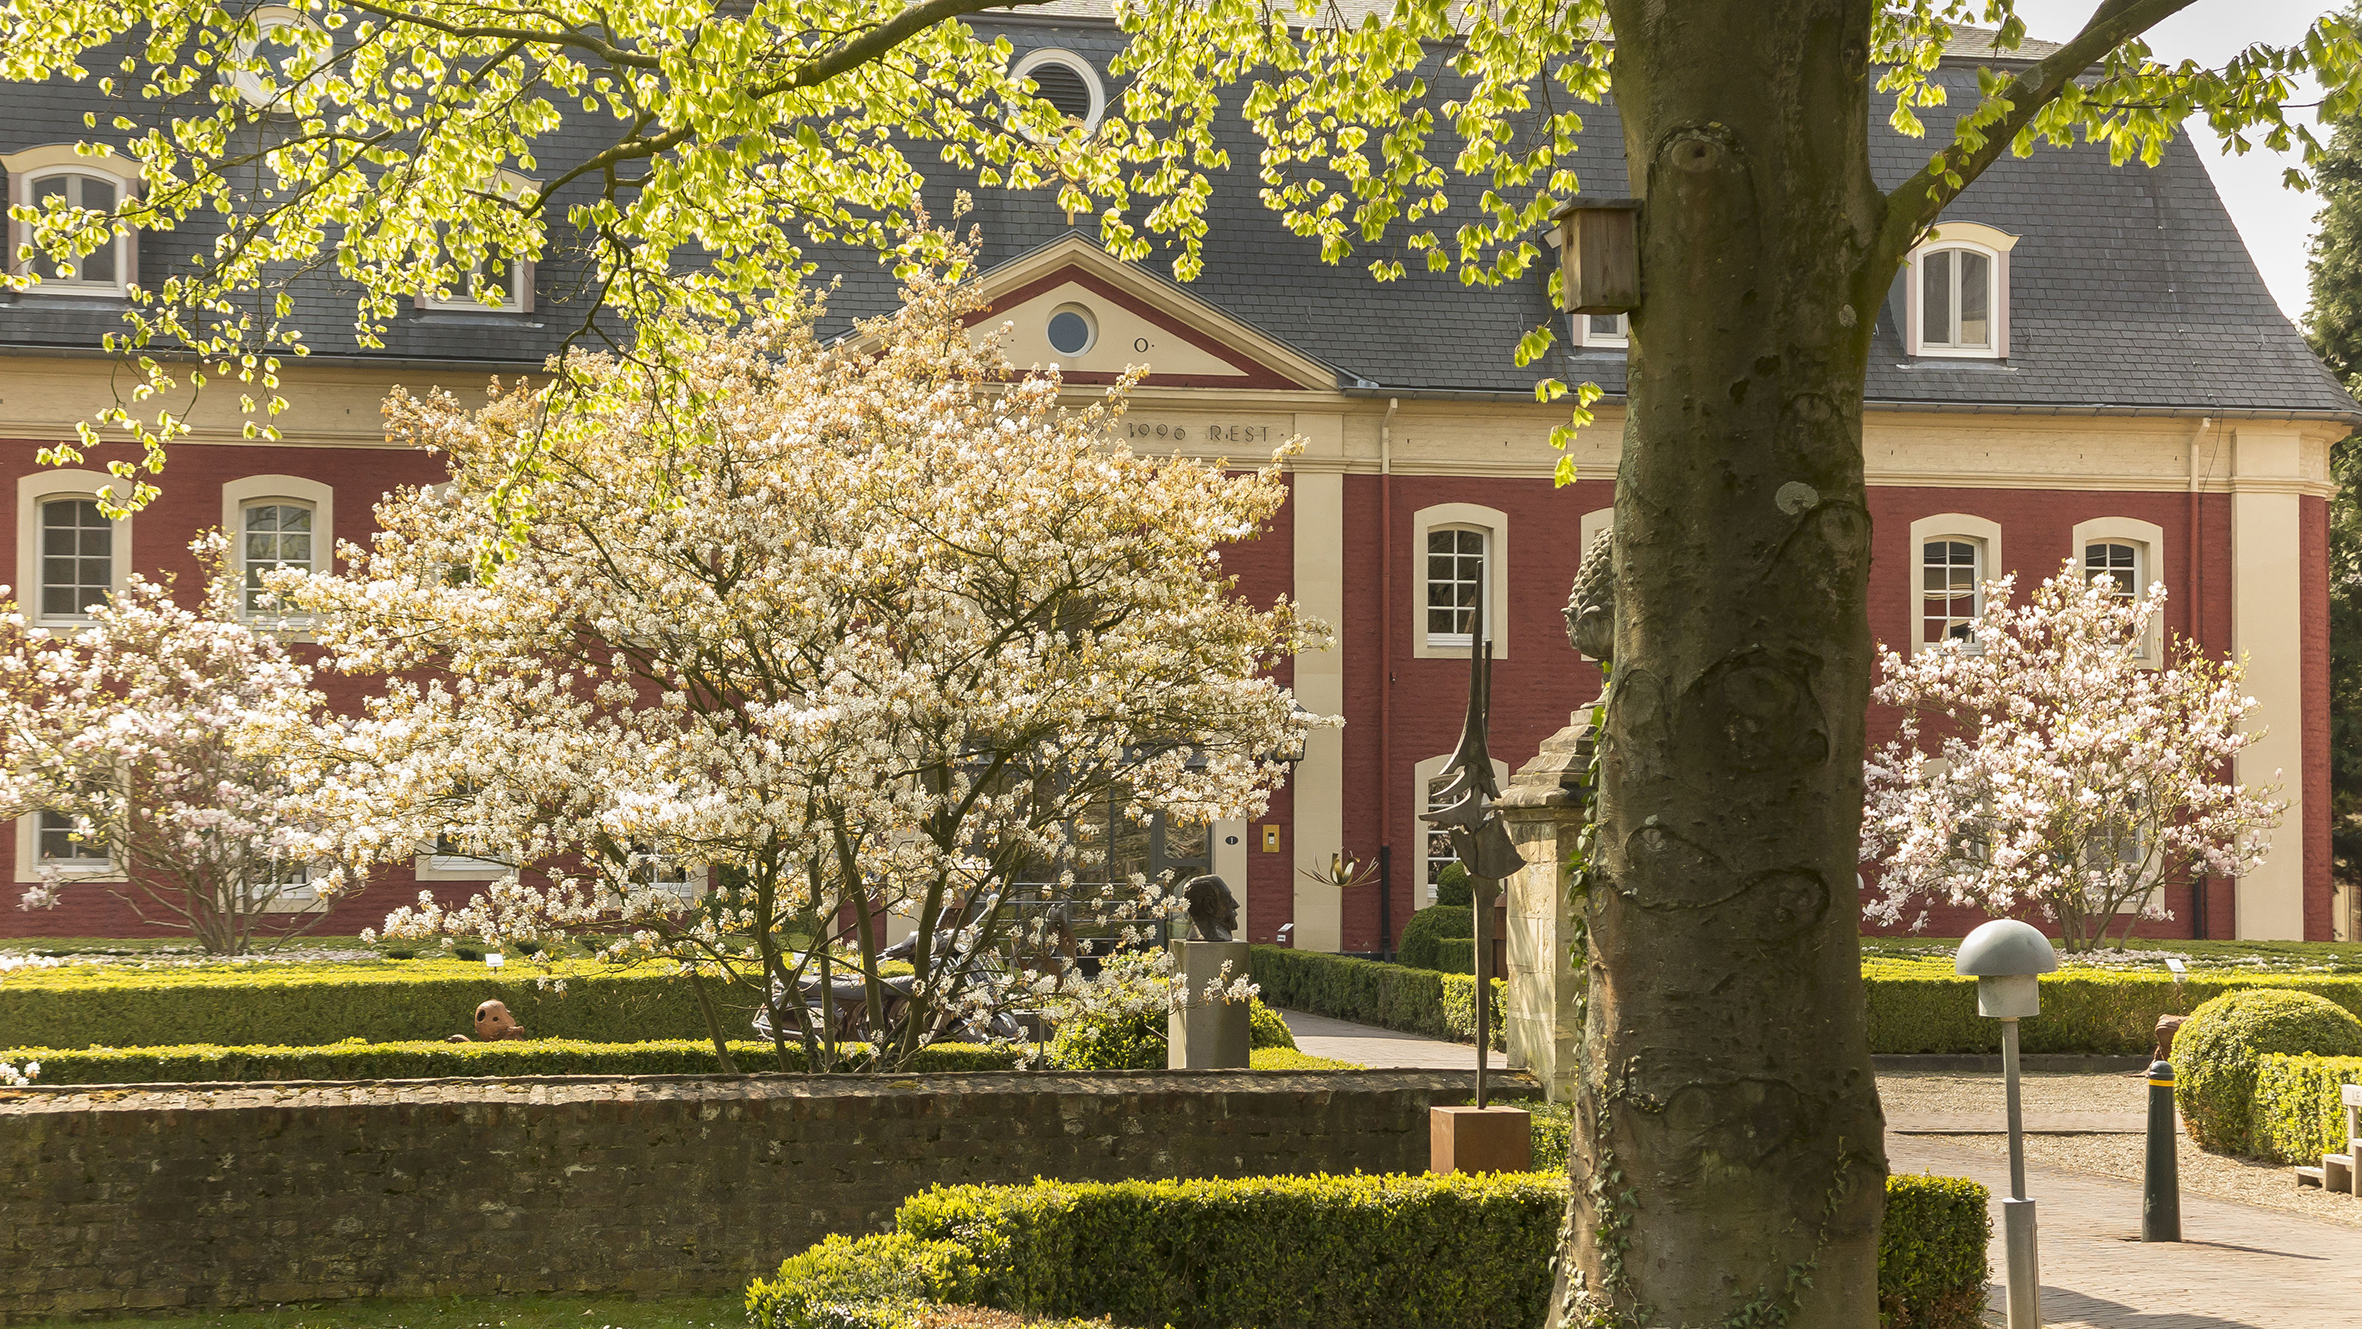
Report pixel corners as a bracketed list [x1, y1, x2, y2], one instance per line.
[2085, 542, 2138, 599]
[39, 499, 109, 619]
[80, 179, 115, 213]
[1424, 526, 1484, 642]
[1427, 531, 1453, 554]
[1921, 539, 1980, 643]
[243, 502, 314, 614]
[1588, 313, 1623, 338]
[1957, 251, 1990, 346]
[39, 811, 105, 863]
[1922, 250, 1950, 346]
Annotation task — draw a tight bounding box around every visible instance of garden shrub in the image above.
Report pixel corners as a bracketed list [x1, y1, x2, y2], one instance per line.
[1879, 1174, 1993, 1329]
[1527, 1100, 1573, 1174]
[2249, 1053, 2362, 1164]
[1433, 938, 1476, 975]
[1242, 1047, 1363, 1071]
[1048, 997, 1295, 1070]
[1395, 903, 1472, 971]
[747, 1233, 980, 1329]
[750, 1171, 1986, 1329]
[2176, 989, 2362, 1154]
[0, 1038, 1032, 1084]
[1432, 862, 1472, 907]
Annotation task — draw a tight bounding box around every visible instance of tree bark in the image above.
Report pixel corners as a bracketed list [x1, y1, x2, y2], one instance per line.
[1561, 3, 1890, 1323]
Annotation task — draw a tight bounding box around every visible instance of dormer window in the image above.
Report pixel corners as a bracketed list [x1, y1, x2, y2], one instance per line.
[1904, 222, 2016, 360]
[3, 146, 143, 296]
[419, 170, 537, 314]
[1577, 312, 1628, 349]
[1011, 49, 1106, 138]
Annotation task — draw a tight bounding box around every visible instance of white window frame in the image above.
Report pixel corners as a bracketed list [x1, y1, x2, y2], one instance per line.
[247, 857, 328, 913]
[1413, 752, 1512, 903]
[418, 170, 538, 314]
[3, 146, 142, 297]
[17, 470, 134, 629]
[2071, 516, 2166, 666]
[14, 812, 121, 885]
[1411, 502, 1509, 660]
[1010, 48, 1106, 138]
[223, 474, 334, 623]
[1576, 311, 1628, 349]
[1906, 513, 2003, 657]
[1903, 222, 2015, 360]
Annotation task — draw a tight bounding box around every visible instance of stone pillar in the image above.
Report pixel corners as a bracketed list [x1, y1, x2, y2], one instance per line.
[1497, 708, 1594, 1102]
[1168, 939, 1253, 1069]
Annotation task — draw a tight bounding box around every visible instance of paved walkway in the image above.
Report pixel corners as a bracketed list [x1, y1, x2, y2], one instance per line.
[1276, 1009, 1485, 1069]
[1892, 1136, 2362, 1328]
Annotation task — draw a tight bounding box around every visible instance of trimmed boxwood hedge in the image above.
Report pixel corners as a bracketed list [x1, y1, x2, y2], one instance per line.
[1248, 945, 1505, 1049]
[2173, 989, 2362, 1154]
[1393, 903, 1471, 971]
[0, 958, 724, 1048]
[0, 1038, 1030, 1083]
[0, 1037, 1360, 1084]
[2250, 1053, 2362, 1165]
[746, 1172, 1988, 1329]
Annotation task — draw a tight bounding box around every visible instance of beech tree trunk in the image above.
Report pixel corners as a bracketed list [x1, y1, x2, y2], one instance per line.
[1560, 3, 1893, 1323]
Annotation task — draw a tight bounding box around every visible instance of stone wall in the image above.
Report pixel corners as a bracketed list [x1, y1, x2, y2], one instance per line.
[0, 1069, 1519, 1321]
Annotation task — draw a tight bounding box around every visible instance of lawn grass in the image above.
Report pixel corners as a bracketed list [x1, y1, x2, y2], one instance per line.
[23, 1292, 747, 1329]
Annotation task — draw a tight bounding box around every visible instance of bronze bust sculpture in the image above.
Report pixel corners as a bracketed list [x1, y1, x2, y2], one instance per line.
[1182, 874, 1240, 943]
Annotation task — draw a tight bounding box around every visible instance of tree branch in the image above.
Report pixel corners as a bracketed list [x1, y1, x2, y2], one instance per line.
[1876, 0, 2205, 264]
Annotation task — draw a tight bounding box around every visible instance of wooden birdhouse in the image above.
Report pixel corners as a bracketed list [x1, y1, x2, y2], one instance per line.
[1554, 198, 1640, 315]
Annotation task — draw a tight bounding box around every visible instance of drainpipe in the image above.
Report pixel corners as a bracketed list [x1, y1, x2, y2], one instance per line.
[1380, 396, 1398, 952]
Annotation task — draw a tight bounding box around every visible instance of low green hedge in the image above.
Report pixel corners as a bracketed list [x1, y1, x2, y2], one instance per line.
[1862, 963, 2362, 1056]
[747, 1172, 1988, 1329]
[2251, 1053, 2362, 1165]
[1247, 946, 1505, 1050]
[0, 1038, 1360, 1085]
[0, 958, 725, 1047]
[0, 1038, 1031, 1083]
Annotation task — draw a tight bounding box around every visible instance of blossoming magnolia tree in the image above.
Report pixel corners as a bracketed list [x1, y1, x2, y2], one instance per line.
[282, 263, 1324, 1071]
[0, 536, 369, 954]
[1862, 560, 2283, 951]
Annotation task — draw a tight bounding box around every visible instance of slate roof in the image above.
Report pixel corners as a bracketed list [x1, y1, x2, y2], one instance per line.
[0, 16, 2347, 417]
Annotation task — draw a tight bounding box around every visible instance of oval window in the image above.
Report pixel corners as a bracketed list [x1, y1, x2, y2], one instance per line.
[1047, 304, 1096, 356]
[1010, 49, 1105, 137]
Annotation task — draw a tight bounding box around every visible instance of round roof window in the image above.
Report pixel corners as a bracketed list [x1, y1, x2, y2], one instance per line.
[1011, 49, 1105, 135]
[225, 7, 326, 111]
[1047, 303, 1096, 357]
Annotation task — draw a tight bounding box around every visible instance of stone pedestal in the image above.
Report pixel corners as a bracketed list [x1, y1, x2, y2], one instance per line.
[1496, 704, 1597, 1103]
[1430, 1105, 1533, 1174]
[1168, 939, 1253, 1069]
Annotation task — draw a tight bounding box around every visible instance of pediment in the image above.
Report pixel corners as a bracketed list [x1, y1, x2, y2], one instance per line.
[963, 235, 1335, 391]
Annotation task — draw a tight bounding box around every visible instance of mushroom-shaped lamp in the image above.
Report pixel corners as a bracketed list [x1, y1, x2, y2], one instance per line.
[1955, 918, 2059, 1019]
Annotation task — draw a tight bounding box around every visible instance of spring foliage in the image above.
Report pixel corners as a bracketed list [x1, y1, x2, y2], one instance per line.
[1863, 561, 2282, 950]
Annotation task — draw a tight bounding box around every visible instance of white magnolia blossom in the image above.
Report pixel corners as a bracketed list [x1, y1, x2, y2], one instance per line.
[1861, 561, 2283, 951]
[275, 259, 1328, 1067]
[0, 536, 376, 954]
[0, 1059, 37, 1087]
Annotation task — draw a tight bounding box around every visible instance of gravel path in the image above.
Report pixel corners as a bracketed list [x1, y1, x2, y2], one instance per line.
[1879, 1069, 2150, 1121]
[1919, 1129, 2362, 1229]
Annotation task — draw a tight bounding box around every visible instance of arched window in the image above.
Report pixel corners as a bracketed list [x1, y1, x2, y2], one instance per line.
[17, 473, 133, 629]
[1904, 222, 2016, 360]
[2071, 517, 2166, 663]
[3, 147, 143, 296]
[1411, 503, 1509, 659]
[223, 475, 333, 620]
[1906, 514, 2003, 655]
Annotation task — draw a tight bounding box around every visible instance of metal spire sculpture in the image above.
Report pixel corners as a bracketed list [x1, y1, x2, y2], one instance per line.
[1419, 573, 1525, 1107]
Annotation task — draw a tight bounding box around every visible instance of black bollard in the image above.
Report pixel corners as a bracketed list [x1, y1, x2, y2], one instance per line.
[2143, 1059, 2182, 1242]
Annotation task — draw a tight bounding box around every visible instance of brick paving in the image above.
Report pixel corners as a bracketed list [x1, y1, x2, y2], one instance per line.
[1891, 1135, 2362, 1328]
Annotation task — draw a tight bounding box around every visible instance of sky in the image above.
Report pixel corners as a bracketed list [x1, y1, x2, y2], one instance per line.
[2006, 1, 2336, 325]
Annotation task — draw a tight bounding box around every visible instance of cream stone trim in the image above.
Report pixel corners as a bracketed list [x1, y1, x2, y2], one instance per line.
[1213, 818, 1248, 935]
[1290, 411, 1346, 951]
[16, 469, 134, 628]
[1578, 506, 1613, 552]
[13, 813, 123, 885]
[951, 235, 1339, 391]
[2069, 516, 2166, 665]
[2231, 426, 2308, 938]
[1907, 513, 2004, 657]
[1412, 502, 1511, 660]
[1412, 752, 1512, 903]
